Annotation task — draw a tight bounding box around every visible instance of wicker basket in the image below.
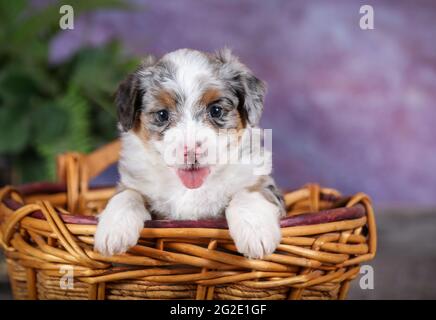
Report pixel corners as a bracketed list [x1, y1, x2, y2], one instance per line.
[0, 140, 376, 300]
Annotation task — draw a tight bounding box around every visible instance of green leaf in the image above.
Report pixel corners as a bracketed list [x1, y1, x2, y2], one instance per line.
[0, 1, 140, 184]
[0, 0, 27, 28]
[14, 149, 48, 183]
[31, 102, 69, 144]
[0, 106, 30, 154]
[33, 87, 93, 180]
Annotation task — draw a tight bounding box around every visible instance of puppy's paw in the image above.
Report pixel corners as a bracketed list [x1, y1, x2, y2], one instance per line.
[94, 190, 149, 256]
[94, 211, 143, 256]
[226, 192, 282, 259]
[230, 218, 281, 259]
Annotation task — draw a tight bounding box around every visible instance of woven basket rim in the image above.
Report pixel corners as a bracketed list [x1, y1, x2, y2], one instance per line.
[1, 182, 366, 230]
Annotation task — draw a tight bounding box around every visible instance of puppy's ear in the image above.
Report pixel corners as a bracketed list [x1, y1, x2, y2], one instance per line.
[115, 55, 156, 131]
[215, 48, 266, 126]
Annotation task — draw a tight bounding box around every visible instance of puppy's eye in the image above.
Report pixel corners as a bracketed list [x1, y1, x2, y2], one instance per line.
[209, 105, 223, 119]
[156, 109, 169, 123]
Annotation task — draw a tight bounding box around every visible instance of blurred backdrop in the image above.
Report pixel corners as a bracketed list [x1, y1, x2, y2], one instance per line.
[0, 0, 436, 300]
[1, 0, 435, 207]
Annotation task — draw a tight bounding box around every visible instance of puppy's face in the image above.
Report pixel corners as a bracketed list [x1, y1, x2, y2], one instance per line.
[116, 49, 266, 189]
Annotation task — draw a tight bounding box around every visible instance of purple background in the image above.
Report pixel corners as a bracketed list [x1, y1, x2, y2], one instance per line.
[50, 0, 436, 206]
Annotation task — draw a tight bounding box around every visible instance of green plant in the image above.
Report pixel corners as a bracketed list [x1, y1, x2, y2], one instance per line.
[0, 0, 139, 184]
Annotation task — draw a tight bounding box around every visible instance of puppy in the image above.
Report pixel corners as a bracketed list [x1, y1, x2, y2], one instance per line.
[94, 48, 285, 259]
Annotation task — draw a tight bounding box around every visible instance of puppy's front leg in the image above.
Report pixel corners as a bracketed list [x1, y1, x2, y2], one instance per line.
[94, 189, 150, 256]
[226, 189, 283, 259]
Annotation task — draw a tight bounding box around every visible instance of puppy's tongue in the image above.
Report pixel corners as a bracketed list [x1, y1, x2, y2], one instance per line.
[176, 167, 210, 189]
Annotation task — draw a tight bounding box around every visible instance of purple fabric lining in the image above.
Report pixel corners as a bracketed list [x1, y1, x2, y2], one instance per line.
[2, 183, 365, 229]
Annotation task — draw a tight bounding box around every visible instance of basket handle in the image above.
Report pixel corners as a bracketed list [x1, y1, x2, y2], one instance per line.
[56, 140, 121, 214]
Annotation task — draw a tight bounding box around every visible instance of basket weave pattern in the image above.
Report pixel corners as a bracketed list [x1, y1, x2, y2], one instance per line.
[0, 141, 377, 300]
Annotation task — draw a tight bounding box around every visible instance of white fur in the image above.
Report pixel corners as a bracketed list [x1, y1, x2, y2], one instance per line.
[94, 189, 151, 255]
[118, 130, 262, 220]
[163, 49, 215, 103]
[226, 190, 282, 259]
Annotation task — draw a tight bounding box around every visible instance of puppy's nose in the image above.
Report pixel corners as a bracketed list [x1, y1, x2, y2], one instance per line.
[183, 143, 203, 164]
[183, 143, 203, 157]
